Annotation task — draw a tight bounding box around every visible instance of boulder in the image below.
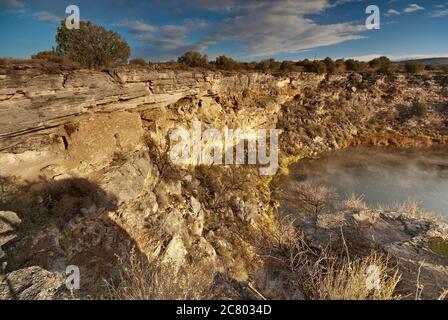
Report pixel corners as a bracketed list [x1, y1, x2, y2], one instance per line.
[0, 266, 68, 300]
[0, 211, 21, 259]
[162, 235, 188, 272]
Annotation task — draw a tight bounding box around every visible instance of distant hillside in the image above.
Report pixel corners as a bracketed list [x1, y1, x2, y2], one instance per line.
[398, 57, 448, 66]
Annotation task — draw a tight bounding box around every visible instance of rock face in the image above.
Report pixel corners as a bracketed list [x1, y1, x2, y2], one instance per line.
[0, 211, 21, 260]
[0, 62, 447, 299]
[0, 266, 67, 300]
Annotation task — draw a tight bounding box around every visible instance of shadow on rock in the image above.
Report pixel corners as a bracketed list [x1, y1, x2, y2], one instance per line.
[0, 176, 142, 297]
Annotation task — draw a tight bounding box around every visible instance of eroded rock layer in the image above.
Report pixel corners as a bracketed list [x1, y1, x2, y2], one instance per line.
[0, 63, 447, 299]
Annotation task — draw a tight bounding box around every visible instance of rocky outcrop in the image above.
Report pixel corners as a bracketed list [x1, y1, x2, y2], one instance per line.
[306, 209, 448, 299]
[0, 266, 67, 300]
[0, 62, 447, 299]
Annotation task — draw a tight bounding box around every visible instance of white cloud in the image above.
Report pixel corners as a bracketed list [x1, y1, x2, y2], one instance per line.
[430, 9, 448, 17]
[198, 0, 366, 59]
[127, 0, 367, 60]
[403, 4, 425, 13]
[346, 53, 448, 62]
[123, 19, 210, 60]
[32, 11, 61, 23]
[385, 9, 400, 16]
[128, 21, 155, 33]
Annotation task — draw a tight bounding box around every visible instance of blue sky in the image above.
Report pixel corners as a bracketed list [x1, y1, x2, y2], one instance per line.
[0, 0, 447, 61]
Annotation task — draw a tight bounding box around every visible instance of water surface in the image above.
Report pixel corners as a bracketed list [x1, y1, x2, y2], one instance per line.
[283, 147, 448, 220]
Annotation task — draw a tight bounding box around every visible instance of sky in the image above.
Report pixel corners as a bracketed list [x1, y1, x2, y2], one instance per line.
[0, 0, 447, 62]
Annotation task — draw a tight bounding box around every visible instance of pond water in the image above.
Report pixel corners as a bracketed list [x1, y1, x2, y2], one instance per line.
[283, 147, 448, 220]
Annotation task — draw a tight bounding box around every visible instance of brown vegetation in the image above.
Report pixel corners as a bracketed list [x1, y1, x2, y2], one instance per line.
[102, 250, 214, 300]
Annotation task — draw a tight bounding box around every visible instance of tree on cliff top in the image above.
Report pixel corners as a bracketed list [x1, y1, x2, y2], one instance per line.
[56, 20, 130, 68]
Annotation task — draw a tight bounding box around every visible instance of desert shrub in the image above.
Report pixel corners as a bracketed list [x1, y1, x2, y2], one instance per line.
[256, 58, 280, 72]
[312, 61, 327, 74]
[368, 56, 391, 69]
[214, 55, 241, 71]
[129, 58, 147, 66]
[334, 59, 346, 72]
[296, 59, 310, 68]
[424, 64, 437, 71]
[345, 59, 367, 72]
[103, 250, 213, 300]
[178, 51, 208, 68]
[323, 57, 337, 73]
[56, 20, 130, 68]
[288, 181, 339, 217]
[242, 61, 257, 70]
[280, 60, 297, 73]
[368, 56, 395, 73]
[412, 100, 428, 118]
[31, 50, 64, 63]
[29, 50, 81, 71]
[301, 60, 327, 74]
[404, 61, 424, 74]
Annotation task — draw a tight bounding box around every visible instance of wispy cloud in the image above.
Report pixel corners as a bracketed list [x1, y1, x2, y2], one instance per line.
[347, 53, 448, 62]
[385, 9, 400, 16]
[403, 4, 425, 13]
[131, 0, 367, 60]
[120, 18, 210, 60]
[32, 11, 61, 23]
[0, 0, 24, 10]
[429, 9, 448, 18]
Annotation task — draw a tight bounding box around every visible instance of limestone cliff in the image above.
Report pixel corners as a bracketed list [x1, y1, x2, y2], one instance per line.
[0, 62, 447, 299]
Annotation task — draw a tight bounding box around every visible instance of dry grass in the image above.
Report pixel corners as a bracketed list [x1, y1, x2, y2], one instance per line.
[255, 217, 402, 300]
[376, 200, 439, 222]
[341, 194, 369, 211]
[308, 252, 401, 300]
[102, 249, 214, 300]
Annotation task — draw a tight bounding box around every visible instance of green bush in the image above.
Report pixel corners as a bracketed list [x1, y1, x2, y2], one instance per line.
[178, 51, 208, 68]
[301, 60, 327, 74]
[56, 20, 130, 68]
[323, 57, 337, 73]
[280, 60, 297, 73]
[404, 61, 424, 74]
[345, 59, 367, 72]
[31, 50, 64, 63]
[369, 56, 391, 68]
[214, 55, 241, 71]
[256, 58, 280, 72]
[412, 101, 428, 117]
